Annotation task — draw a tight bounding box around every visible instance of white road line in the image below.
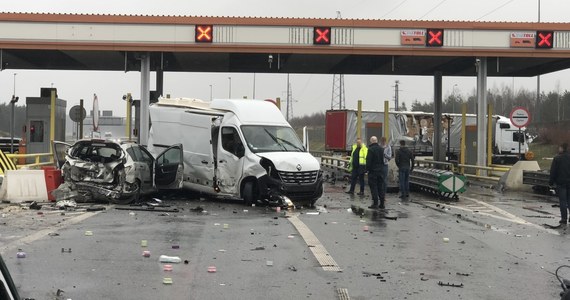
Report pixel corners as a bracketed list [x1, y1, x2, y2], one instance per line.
[288, 215, 342, 272]
[337, 288, 350, 300]
[461, 196, 559, 235]
[0, 208, 108, 254]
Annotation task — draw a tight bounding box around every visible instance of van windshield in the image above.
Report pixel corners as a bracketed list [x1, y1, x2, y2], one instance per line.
[241, 125, 305, 153]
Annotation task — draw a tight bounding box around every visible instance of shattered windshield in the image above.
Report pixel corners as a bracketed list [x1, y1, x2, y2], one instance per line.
[241, 125, 305, 153]
[70, 141, 123, 163]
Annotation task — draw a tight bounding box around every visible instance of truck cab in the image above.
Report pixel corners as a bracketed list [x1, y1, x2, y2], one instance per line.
[493, 116, 529, 162]
[148, 98, 323, 206]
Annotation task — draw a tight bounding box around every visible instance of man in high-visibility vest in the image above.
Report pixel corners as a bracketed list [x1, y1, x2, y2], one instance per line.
[346, 138, 368, 196]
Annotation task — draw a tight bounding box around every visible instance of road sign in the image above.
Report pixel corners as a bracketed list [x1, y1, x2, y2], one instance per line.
[426, 29, 444, 47]
[401, 30, 426, 45]
[313, 27, 331, 45]
[536, 31, 554, 49]
[195, 25, 213, 43]
[510, 32, 535, 48]
[69, 105, 87, 123]
[509, 107, 531, 128]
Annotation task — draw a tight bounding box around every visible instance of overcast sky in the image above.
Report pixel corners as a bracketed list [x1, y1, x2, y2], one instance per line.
[0, 0, 569, 117]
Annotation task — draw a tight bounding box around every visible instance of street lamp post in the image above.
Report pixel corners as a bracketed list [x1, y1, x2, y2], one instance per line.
[452, 84, 458, 113]
[228, 77, 232, 98]
[10, 73, 19, 153]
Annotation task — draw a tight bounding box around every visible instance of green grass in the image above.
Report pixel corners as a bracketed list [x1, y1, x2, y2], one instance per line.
[530, 142, 558, 170]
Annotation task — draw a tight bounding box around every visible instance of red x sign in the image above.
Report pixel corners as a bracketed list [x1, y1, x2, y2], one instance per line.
[313, 27, 331, 45]
[426, 29, 444, 47]
[536, 31, 554, 48]
[195, 25, 213, 43]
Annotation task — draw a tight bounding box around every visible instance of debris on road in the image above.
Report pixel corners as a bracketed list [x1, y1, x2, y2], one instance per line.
[48, 232, 60, 237]
[289, 265, 297, 272]
[159, 255, 181, 263]
[29, 201, 42, 210]
[421, 277, 429, 281]
[163, 277, 173, 284]
[142, 251, 151, 257]
[84, 231, 93, 236]
[456, 272, 470, 276]
[443, 238, 450, 243]
[115, 206, 180, 213]
[55, 199, 77, 209]
[266, 260, 274, 266]
[208, 266, 217, 273]
[172, 245, 180, 249]
[437, 281, 463, 288]
[163, 264, 173, 271]
[16, 249, 26, 258]
[251, 246, 265, 251]
[61, 248, 72, 253]
[141, 240, 148, 247]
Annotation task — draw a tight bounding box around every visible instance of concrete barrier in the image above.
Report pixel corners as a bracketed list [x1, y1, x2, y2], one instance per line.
[0, 170, 48, 203]
[499, 161, 541, 191]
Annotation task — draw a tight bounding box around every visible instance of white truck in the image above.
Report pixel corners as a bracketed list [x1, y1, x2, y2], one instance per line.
[148, 97, 323, 206]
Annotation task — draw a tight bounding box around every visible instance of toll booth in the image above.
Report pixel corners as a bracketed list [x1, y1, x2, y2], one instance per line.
[26, 88, 67, 158]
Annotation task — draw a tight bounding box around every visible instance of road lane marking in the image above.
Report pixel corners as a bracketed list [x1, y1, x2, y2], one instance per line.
[0, 207, 109, 254]
[337, 288, 350, 300]
[460, 196, 559, 235]
[287, 215, 342, 272]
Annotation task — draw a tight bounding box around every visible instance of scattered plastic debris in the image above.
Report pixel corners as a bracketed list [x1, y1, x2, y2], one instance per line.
[163, 264, 173, 271]
[184, 260, 189, 264]
[208, 266, 217, 273]
[84, 231, 93, 236]
[266, 261, 274, 266]
[456, 272, 470, 276]
[61, 248, 72, 253]
[223, 224, 229, 229]
[129, 212, 136, 216]
[363, 226, 369, 232]
[159, 255, 181, 263]
[218, 249, 226, 253]
[438, 281, 463, 288]
[163, 277, 173, 284]
[141, 240, 148, 247]
[306, 212, 320, 215]
[443, 238, 450, 243]
[29, 201, 42, 210]
[142, 251, 151, 257]
[287, 235, 294, 239]
[16, 249, 26, 258]
[251, 246, 265, 251]
[172, 245, 180, 249]
[55, 199, 77, 209]
[289, 265, 297, 272]
[48, 232, 60, 237]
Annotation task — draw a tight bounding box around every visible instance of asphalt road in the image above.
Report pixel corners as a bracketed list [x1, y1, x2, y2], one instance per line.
[1, 183, 568, 300]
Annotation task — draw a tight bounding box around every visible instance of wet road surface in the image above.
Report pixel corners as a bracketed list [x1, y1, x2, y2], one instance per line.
[1, 184, 568, 299]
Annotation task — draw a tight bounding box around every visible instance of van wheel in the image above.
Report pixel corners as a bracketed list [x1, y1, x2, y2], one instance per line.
[243, 181, 255, 206]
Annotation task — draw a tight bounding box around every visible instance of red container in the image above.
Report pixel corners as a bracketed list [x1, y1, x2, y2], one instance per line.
[42, 166, 62, 202]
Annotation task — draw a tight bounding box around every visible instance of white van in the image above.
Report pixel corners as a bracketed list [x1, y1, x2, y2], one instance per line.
[147, 97, 323, 206]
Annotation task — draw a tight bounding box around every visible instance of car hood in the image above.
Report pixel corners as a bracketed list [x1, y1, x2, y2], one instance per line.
[256, 152, 320, 172]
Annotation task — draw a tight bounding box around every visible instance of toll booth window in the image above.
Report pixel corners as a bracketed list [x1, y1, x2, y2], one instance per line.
[30, 121, 44, 143]
[221, 127, 244, 158]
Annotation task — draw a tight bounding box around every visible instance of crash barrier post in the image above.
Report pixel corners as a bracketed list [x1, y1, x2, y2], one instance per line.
[320, 156, 349, 172]
[409, 167, 466, 200]
[5, 153, 54, 169]
[0, 149, 17, 175]
[0, 169, 49, 202]
[41, 166, 63, 202]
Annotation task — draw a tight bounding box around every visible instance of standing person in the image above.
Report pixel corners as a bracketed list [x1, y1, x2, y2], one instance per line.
[550, 143, 570, 224]
[379, 137, 392, 204]
[346, 138, 368, 196]
[366, 136, 385, 209]
[395, 140, 414, 199]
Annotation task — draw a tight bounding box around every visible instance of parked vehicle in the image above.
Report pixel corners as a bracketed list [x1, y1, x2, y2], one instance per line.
[325, 109, 531, 164]
[0, 137, 22, 154]
[53, 140, 183, 204]
[147, 97, 323, 207]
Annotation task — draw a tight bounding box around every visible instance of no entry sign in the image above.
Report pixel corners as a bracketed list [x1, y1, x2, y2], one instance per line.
[510, 107, 531, 128]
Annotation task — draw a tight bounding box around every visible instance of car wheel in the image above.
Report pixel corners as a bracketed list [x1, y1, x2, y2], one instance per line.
[111, 180, 140, 205]
[242, 181, 255, 206]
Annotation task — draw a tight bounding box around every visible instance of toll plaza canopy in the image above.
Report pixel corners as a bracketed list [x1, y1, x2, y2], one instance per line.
[0, 13, 570, 76]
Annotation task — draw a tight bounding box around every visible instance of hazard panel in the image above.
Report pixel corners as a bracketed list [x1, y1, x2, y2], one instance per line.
[195, 25, 213, 43]
[536, 31, 553, 49]
[426, 29, 444, 47]
[313, 27, 331, 45]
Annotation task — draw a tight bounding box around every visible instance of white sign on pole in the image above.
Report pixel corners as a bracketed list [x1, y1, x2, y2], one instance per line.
[509, 107, 531, 128]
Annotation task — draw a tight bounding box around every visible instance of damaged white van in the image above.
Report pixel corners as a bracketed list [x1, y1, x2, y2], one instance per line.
[147, 98, 323, 206]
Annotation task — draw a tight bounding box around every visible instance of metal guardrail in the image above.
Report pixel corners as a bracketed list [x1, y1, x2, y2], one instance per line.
[310, 151, 333, 158]
[320, 155, 350, 172]
[5, 152, 54, 169]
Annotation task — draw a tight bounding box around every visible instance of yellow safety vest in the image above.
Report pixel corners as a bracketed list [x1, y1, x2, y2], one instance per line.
[349, 144, 368, 166]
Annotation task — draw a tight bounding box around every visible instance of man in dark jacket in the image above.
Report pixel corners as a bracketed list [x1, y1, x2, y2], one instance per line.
[550, 143, 570, 224]
[366, 136, 385, 209]
[395, 140, 415, 199]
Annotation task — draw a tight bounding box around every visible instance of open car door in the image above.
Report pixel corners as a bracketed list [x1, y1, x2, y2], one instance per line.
[0, 254, 20, 300]
[154, 144, 184, 189]
[52, 141, 72, 170]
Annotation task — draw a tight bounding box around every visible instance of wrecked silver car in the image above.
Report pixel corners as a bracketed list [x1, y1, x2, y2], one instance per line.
[53, 140, 183, 204]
